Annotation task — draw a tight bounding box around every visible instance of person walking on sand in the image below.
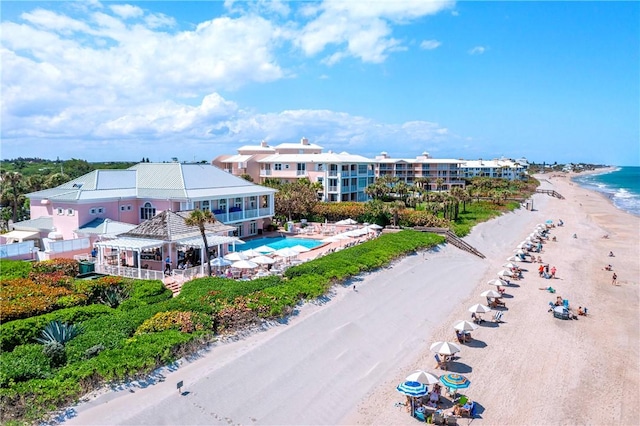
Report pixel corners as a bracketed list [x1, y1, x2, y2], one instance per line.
[612, 273, 618, 286]
[551, 266, 556, 278]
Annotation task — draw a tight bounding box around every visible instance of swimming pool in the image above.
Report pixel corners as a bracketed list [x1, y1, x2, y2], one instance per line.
[239, 236, 322, 251]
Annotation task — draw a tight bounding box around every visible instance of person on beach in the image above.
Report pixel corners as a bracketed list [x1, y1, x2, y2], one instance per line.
[551, 266, 557, 278]
[537, 255, 543, 263]
[538, 264, 544, 277]
[609, 251, 615, 257]
[604, 264, 612, 271]
[612, 273, 618, 285]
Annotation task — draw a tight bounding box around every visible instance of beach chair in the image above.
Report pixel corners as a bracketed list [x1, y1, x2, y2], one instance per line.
[445, 416, 457, 425]
[563, 299, 569, 309]
[434, 354, 446, 369]
[493, 311, 504, 323]
[432, 411, 445, 425]
[414, 410, 426, 422]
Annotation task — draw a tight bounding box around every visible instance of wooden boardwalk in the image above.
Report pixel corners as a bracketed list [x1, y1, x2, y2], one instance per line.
[413, 226, 486, 259]
[535, 189, 565, 199]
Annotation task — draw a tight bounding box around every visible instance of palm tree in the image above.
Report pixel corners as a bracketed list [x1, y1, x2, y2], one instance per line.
[184, 209, 217, 277]
[0, 171, 24, 223]
[435, 178, 444, 192]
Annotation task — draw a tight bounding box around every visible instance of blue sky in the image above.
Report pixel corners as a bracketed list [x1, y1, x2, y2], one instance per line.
[1, 1, 638, 165]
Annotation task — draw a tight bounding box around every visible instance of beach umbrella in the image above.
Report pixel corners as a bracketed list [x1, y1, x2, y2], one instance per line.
[255, 245, 276, 254]
[480, 289, 502, 299]
[488, 278, 508, 287]
[251, 255, 276, 265]
[506, 256, 519, 262]
[224, 252, 248, 261]
[336, 218, 358, 225]
[429, 341, 462, 355]
[368, 224, 383, 230]
[405, 370, 440, 386]
[396, 380, 429, 397]
[513, 249, 526, 255]
[210, 257, 232, 267]
[322, 236, 341, 243]
[439, 374, 471, 391]
[453, 320, 478, 332]
[289, 244, 311, 253]
[274, 247, 299, 258]
[333, 233, 351, 240]
[498, 269, 514, 278]
[231, 260, 258, 269]
[468, 304, 492, 314]
[503, 262, 518, 269]
[241, 249, 263, 258]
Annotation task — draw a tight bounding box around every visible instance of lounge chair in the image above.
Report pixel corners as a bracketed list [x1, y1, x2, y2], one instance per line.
[493, 311, 504, 323]
[471, 312, 483, 324]
[446, 416, 457, 425]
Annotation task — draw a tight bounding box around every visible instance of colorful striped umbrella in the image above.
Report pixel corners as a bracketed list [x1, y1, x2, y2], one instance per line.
[396, 381, 429, 397]
[439, 373, 471, 390]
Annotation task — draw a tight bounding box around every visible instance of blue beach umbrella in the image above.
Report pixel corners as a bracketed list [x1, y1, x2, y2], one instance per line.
[396, 381, 429, 397]
[439, 373, 471, 390]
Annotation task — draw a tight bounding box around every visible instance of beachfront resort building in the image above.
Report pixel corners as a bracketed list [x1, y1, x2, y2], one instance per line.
[373, 152, 466, 190]
[213, 137, 376, 202]
[459, 158, 529, 180]
[4, 163, 276, 266]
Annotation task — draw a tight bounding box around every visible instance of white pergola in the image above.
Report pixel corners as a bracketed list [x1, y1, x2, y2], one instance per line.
[95, 235, 244, 277]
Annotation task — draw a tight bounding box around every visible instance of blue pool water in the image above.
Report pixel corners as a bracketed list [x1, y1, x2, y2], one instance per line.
[239, 236, 322, 251]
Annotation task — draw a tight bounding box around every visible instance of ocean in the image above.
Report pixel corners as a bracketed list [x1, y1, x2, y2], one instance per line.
[572, 166, 640, 217]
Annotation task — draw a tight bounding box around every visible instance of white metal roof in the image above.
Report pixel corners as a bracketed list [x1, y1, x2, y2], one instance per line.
[258, 152, 373, 163]
[96, 238, 164, 250]
[220, 154, 252, 163]
[176, 235, 244, 248]
[1, 230, 41, 242]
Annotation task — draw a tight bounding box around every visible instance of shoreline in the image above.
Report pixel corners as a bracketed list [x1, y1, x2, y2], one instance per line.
[60, 176, 639, 425]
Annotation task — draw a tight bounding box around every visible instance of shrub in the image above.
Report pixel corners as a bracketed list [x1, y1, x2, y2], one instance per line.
[135, 311, 212, 335]
[1, 305, 113, 352]
[36, 320, 83, 346]
[30, 259, 79, 278]
[42, 342, 66, 367]
[0, 277, 75, 321]
[0, 344, 52, 386]
[84, 344, 105, 359]
[0, 259, 32, 278]
[98, 286, 130, 308]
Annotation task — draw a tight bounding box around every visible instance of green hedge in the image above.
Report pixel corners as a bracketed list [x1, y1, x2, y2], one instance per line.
[1, 305, 114, 352]
[0, 259, 32, 278]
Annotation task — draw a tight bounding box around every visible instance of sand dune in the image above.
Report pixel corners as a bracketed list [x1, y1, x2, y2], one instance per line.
[62, 173, 639, 426]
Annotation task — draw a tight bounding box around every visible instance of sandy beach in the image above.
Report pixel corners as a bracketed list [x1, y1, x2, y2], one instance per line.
[60, 173, 639, 426]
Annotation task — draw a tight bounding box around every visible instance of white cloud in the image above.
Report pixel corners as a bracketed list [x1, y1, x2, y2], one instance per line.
[109, 4, 144, 19]
[420, 39, 441, 50]
[468, 45, 486, 55]
[295, 0, 454, 64]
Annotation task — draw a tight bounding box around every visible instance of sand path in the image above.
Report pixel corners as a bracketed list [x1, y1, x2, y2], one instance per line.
[61, 173, 639, 425]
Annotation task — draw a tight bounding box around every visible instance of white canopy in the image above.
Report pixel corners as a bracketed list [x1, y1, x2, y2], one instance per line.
[96, 237, 164, 250]
[1, 230, 40, 242]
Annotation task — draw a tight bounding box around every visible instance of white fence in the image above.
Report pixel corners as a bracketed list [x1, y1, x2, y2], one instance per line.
[0, 241, 35, 259]
[48, 238, 90, 253]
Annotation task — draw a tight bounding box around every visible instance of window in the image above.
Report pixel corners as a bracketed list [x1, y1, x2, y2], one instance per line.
[249, 196, 256, 209]
[274, 164, 282, 171]
[56, 208, 64, 215]
[317, 164, 324, 171]
[126, 205, 132, 211]
[249, 221, 257, 235]
[66, 208, 74, 216]
[120, 206, 126, 211]
[90, 208, 97, 215]
[140, 202, 156, 220]
[234, 198, 242, 208]
[284, 164, 290, 169]
[202, 200, 210, 212]
[97, 207, 104, 214]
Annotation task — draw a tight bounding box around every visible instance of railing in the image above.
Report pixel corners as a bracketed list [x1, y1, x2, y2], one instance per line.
[328, 186, 338, 192]
[227, 211, 243, 222]
[328, 171, 338, 177]
[261, 169, 272, 176]
[244, 209, 259, 218]
[95, 264, 166, 281]
[259, 207, 271, 217]
[0, 241, 35, 259]
[172, 265, 204, 281]
[536, 189, 565, 199]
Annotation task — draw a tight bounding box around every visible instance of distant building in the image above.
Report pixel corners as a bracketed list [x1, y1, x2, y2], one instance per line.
[373, 151, 466, 190]
[460, 158, 528, 180]
[213, 137, 376, 202]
